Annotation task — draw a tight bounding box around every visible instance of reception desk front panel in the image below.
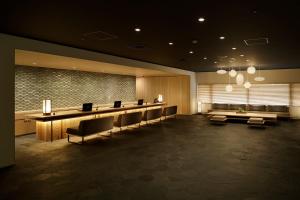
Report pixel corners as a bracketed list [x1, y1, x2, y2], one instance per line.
[28, 103, 165, 141]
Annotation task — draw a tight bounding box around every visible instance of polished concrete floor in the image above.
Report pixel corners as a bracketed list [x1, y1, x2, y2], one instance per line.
[1, 115, 300, 200]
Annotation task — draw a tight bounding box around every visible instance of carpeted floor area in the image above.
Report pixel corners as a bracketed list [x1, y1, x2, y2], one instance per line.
[1, 115, 300, 200]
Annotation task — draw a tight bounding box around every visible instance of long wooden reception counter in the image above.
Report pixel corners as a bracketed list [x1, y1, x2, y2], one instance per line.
[27, 103, 165, 141]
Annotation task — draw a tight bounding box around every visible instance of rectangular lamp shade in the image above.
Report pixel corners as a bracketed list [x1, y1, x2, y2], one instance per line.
[43, 100, 52, 115]
[158, 94, 163, 102]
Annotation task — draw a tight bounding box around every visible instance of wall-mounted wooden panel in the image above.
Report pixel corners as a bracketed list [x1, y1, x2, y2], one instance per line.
[136, 76, 190, 114]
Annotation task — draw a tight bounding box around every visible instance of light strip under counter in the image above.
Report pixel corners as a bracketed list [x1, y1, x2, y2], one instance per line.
[27, 102, 165, 142]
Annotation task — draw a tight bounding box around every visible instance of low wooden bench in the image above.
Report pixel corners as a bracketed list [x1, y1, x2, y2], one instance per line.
[247, 117, 265, 128]
[210, 115, 227, 125]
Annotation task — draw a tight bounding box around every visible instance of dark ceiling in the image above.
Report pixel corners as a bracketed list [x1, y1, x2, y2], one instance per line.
[1, 1, 300, 72]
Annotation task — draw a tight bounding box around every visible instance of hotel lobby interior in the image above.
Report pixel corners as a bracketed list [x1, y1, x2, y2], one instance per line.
[1, 1, 300, 199]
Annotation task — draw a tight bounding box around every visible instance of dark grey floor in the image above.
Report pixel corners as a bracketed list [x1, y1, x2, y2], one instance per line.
[1, 115, 300, 200]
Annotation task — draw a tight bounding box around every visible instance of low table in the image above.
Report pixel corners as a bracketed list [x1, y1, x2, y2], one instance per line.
[210, 115, 227, 124]
[247, 117, 265, 128]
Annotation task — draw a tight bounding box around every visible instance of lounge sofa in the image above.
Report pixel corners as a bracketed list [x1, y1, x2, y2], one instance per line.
[210, 103, 290, 119]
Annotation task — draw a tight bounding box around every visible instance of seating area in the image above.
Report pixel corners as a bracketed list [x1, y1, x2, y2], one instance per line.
[210, 103, 290, 119]
[67, 106, 177, 144]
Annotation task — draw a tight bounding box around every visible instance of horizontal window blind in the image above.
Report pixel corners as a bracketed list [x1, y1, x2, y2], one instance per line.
[292, 84, 300, 106]
[249, 84, 289, 105]
[212, 84, 247, 104]
[197, 85, 211, 103]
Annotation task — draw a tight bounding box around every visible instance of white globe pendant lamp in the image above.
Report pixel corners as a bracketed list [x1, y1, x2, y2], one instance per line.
[247, 65, 256, 74]
[236, 73, 244, 85]
[216, 68, 227, 75]
[225, 84, 233, 92]
[254, 66, 265, 82]
[225, 68, 233, 92]
[255, 76, 265, 81]
[244, 81, 252, 89]
[229, 69, 237, 77]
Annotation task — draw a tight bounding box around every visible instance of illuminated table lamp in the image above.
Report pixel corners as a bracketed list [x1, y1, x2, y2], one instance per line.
[43, 100, 52, 115]
[158, 94, 163, 103]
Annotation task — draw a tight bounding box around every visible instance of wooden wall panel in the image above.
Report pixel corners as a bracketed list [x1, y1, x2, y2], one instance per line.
[136, 76, 190, 114]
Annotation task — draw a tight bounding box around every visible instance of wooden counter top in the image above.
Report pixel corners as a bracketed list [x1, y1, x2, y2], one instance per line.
[28, 103, 165, 122]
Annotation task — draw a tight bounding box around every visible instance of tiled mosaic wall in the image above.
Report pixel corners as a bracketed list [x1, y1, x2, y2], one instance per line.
[15, 66, 136, 111]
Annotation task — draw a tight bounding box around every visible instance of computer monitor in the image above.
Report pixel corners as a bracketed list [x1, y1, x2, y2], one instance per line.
[113, 101, 122, 108]
[82, 103, 93, 112]
[137, 99, 144, 105]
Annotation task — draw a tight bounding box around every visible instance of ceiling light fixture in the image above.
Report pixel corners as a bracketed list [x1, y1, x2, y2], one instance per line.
[226, 68, 233, 92]
[32, 62, 37, 65]
[219, 36, 225, 40]
[254, 65, 265, 81]
[214, 61, 218, 64]
[244, 71, 252, 89]
[203, 57, 207, 60]
[189, 51, 194, 54]
[217, 66, 227, 75]
[229, 69, 237, 77]
[134, 27, 141, 32]
[244, 81, 252, 89]
[198, 17, 205, 22]
[236, 66, 244, 85]
[232, 47, 237, 50]
[247, 65, 256, 74]
[226, 84, 233, 92]
[240, 54, 244, 57]
[168, 42, 174, 45]
[236, 73, 244, 85]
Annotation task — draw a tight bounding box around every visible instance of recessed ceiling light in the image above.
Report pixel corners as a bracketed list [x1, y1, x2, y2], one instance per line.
[134, 27, 141, 32]
[168, 42, 174, 45]
[219, 36, 225, 40]
[192, 40, 198, 44]
[203, 57, 207, 60]
[189, 51, 194, 54]
[198, 17, 205, 22]
[214, 61, 218, 64]
[232, 47, 237, 50]
[240, 54, 244, 57]
[72, 67, 77, 69]
[246, 59, 250, 62]
[32, 62, 37, 65]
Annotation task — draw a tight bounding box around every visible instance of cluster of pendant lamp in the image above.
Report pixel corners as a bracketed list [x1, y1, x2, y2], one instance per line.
[216, 65, 265, 92]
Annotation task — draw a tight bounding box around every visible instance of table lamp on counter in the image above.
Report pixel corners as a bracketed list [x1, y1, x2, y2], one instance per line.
[42, 99, 52, 115]
[158, 94, 163, 103]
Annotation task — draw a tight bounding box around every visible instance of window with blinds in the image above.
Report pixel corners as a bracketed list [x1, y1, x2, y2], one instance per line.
[291, 84, 300, 106]
[197, 85, 211, 103]
[212, 84, 247, 104]
[249, 84, 289, 105]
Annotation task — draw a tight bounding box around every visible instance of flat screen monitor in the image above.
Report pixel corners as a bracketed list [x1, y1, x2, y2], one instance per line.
[82, 103, 93, 112]
[113, 101, 122, 108]
[137, 99, 144, 105]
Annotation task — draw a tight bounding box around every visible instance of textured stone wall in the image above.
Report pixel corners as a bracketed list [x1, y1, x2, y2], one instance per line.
[15, 66, 136, 111]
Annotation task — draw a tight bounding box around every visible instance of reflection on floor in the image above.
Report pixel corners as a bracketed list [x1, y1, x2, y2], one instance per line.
[1, 115, 300, 200]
